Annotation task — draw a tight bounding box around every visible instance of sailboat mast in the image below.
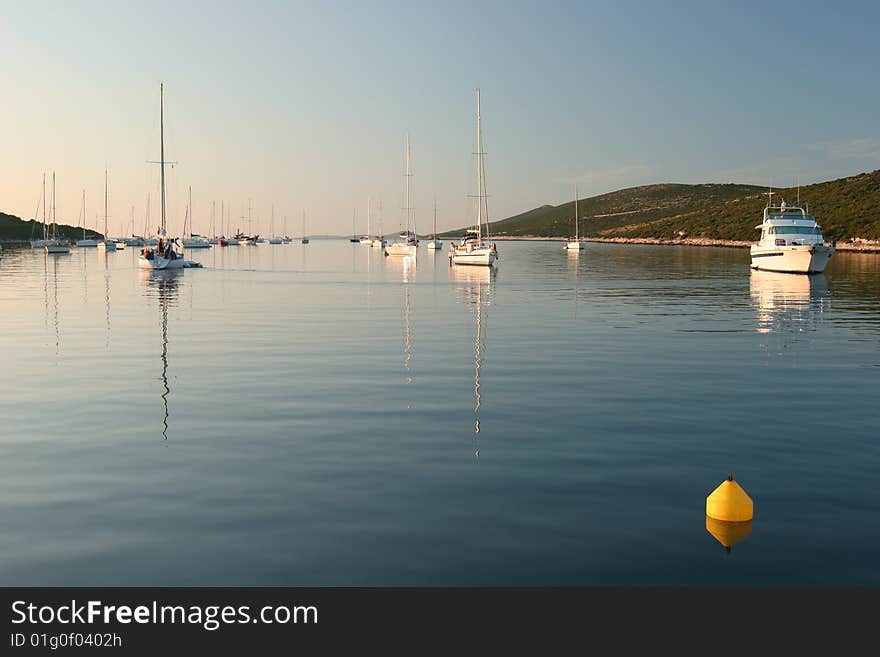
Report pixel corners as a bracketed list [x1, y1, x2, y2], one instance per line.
[367, 197, 371, 237]
[475, 89, 483, 242]
[575, 185, 579, 240]
[104, 169, 109, 239]
[51, 171, 56, 239]
[433, 197, 437, 238]
[42, 173, 47, 240]
[144, 193, 150, 237]
[160, 83, 166, 236]
[405, 132, 412, 237]
[82, 190, 86, 239]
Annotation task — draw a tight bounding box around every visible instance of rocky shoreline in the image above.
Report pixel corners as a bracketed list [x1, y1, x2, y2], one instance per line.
[488, 235, 880, 252]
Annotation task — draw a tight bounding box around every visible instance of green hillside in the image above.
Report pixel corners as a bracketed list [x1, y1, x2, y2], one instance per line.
[1, 211, 102, 241]
[441, 170, 880, 242]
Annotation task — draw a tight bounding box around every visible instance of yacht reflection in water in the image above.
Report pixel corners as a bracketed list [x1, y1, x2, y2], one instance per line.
[750, 269, 831, 337]
[141, 270, 181, 440]
[450, 264, 495, 457]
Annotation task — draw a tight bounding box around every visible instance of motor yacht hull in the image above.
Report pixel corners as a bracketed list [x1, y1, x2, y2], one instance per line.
[750, 244, 834, 274]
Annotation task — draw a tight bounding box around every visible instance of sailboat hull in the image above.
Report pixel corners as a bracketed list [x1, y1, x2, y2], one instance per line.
[450, 247, 497, 266]
[45, 244, 71, 254]
[385, 243, 417, 257]
[76, 239, 99, 247]
[97, 241, 117, 251]
[425, 240, 443, 249]
[565, 241, 585, 250]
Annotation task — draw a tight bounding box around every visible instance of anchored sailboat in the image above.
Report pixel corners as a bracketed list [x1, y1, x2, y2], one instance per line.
[450, 89, 497, 266]
[425, 198, 443, 250]
[97, 169, 117, 252]
[182, 187, 211, 248]
[564, 186, 585, 251]
[385, 133, 419, 257]
[44, 172, 71, 254]
[138, 83, 186, 269]
[75, 190, 98, 247]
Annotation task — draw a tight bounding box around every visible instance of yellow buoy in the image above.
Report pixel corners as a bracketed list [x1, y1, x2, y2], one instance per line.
[706, 473, 754, 522]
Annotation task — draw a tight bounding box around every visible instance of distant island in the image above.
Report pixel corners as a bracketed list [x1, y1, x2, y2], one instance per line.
[1, 212, 101, 242]
[439, 169, 880, 248]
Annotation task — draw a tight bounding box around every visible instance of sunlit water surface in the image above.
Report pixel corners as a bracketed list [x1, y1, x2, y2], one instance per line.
[0, 241, 878, 585]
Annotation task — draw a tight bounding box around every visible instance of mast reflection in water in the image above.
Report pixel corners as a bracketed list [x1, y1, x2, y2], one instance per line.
[141, 270, 181, 440]
[451, 264, 495, 457]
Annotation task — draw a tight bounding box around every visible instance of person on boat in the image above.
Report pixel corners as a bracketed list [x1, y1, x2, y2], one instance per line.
[780, 199, 787, 213]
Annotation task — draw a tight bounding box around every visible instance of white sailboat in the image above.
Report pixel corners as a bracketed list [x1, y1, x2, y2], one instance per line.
[75, 190, 99, 247]
[181, 187, 212, 248]
[450, 89, 497, 267]
[425, 198, 443, 250]
[360, 198, 374, 245]
[44, 172, 71, 254]
[282, 214, 292, 243]
[30, 173, 51, 249]
[97, 169, 117, 251]
[301, 210, 310, 244]
[371, 199, 387, 247]
[564, 186, 585, 251]
[385, 133, 419, 257]
[268, 205, 283, 243]
[138, 83, 186, 270]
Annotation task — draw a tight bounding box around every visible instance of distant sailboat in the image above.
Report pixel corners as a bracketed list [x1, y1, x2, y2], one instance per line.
[361, 198, 374, 244]
[76, 190, 99, 247]
[44, 172, 71, 254]
[385, 133, 419, 257]
[268, 204, 283, 243]
[301, 210, 310, 244]
[182, 187, 211, 248]
[30, 173, 50, 249]
[425, 198, 443, 250]
[564, 186, 585, 251]
[282, 215, 292, 243]
[371, 199, 387, 247]
[97, 169, 117, 252]
[138, 83, 186, 270]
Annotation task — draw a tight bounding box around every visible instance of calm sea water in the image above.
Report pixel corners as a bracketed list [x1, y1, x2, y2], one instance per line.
[1, 240, 878, 586]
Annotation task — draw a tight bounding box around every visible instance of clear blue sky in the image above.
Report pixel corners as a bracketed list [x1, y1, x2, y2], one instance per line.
[2, 0, 878, 236]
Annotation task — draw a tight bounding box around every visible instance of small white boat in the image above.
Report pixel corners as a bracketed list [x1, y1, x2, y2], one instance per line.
[385, 134, 419, 257]
[750, 197, 834, 274]
[450, 90, 498, 267]
[114, 240, 127, 250]
[564, 186, 585, 251]
[371, 237, 386, 248]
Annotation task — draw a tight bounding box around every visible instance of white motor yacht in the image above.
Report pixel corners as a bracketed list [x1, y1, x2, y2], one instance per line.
[750, 198, 834, 274]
